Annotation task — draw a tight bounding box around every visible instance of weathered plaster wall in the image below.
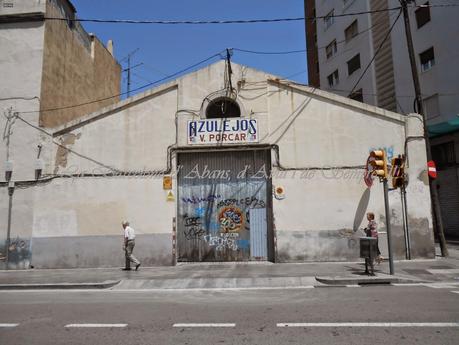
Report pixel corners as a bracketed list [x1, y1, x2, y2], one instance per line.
[3, 61, 435, 268]
[263, 83, 434, 261]
[0, 20, 44, 181]
[0, 8, 45, 268]
[39, 0, 121, 128]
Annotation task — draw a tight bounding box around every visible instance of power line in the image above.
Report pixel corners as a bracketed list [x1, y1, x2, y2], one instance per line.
[232, 9, 399, 57]
[15, 114, 120, 172]
[233, 48, 306, 55]
[20, 7, 404, 26]
[18, 51, 225, 115]
[349, 9, 403, 96]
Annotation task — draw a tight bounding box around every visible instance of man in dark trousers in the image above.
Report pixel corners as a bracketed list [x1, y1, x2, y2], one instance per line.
[122, 221, 141, 271]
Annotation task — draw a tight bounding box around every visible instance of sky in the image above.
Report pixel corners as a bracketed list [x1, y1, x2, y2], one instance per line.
[70, 0, 308, 97]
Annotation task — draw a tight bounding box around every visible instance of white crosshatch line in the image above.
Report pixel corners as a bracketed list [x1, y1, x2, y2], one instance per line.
[0, 323, 19, 327]
[276, 322, 459, 327]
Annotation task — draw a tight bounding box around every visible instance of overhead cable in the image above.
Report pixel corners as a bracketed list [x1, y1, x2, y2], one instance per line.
[20, 7, 404, 25]
[19, 51, 224, 115]
[348, 9, 403, 96]
[15, 114, 120, 172]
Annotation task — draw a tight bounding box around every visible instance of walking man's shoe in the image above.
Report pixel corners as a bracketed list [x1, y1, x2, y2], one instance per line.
[135, 263, 141, 271]
[122, 268, 131, 271]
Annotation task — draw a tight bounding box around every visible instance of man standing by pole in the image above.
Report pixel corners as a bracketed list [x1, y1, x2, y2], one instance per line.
[122, 221, 141, 271]
[399, 0, 448, 256]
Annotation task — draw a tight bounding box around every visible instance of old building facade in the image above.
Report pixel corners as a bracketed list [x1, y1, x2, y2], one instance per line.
[1, 60, 435, 268]
[0, 0, 120, 267]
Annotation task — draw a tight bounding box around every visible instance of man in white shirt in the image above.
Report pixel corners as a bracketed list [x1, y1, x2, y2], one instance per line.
[122, 221, 140, 271]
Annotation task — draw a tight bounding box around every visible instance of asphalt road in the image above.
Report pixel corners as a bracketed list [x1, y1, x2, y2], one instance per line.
[0, 285, 458, 345]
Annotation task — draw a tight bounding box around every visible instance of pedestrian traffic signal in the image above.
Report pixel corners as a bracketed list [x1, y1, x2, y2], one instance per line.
[391, 155, 405, 189]
[369, 150, 388, 179]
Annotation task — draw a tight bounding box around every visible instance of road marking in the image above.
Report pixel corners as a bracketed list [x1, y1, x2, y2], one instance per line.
[0, 323, 19, 328]
[451, 291, 459, 294]
[173, 323, 236, 328]
[427, 269, 459, 275]
[422, 283, 459, 289]
[65, 324, 127, 328]
[277, 322, 459, 327]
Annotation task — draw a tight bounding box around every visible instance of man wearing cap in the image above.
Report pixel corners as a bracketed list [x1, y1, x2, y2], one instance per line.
[122, 221, 141, 271]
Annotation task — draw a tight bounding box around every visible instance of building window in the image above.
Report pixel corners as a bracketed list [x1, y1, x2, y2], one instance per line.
[345, 20, 358, 42]
[327, 70, 339, 87]
[423, 94, 440, 120]
[420, 47, 435, 72]
[326, 40, 338, 59]
[206, 97, 240, 118]
[349, 89, 363, 102]
[432, 142, 456, 170]
[324, 10, 334, 29]
[415, 2, 431, 29]
[347, 53, 361, 75]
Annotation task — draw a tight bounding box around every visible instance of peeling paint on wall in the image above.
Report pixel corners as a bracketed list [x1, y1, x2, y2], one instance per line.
[417, 169, 429, 185]
[53, 133, 81, 173]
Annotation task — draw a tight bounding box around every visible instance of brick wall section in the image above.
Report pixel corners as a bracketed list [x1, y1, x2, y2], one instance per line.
[39, 0, 121, 128]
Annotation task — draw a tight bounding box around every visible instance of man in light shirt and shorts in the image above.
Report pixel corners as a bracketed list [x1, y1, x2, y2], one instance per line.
[122, 221, 141, 271]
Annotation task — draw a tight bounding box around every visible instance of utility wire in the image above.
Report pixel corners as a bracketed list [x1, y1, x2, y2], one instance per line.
[13, 3, 457, 26]
[349, 9, 403, 96]
[15, 114, 120, 172]
[23, 7, 404, 25]
[18, 51, 225, 115]
[232, 9, 399, 56]
[233, 48, 306, 55]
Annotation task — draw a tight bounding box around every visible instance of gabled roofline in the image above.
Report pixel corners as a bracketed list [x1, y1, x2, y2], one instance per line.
[52, 60, 408, 136]
[268, 79, 406, 124]
[52, 82, 178, 136]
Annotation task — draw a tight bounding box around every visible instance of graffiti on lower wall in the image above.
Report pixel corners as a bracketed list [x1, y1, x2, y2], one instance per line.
[178, 181, 267, 260]
[0, 236, 32, 268]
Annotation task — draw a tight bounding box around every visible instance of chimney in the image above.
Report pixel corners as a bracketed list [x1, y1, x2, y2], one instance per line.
[107, 40, 114, 56]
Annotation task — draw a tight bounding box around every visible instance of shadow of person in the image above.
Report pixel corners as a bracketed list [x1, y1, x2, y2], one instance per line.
[353, 188, 371, 232]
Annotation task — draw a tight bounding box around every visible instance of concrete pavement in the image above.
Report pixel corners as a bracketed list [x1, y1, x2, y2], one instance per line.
[0, 244, 458, 290]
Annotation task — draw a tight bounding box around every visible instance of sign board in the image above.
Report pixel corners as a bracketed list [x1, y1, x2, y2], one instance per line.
[188, 119, 258, 145]
[163, 175, 172, 190]
[427, 160, 437, 179]
[364, 156, 375, 188]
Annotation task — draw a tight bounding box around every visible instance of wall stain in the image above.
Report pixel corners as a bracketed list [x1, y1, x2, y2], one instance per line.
[54, 133, 81, 173]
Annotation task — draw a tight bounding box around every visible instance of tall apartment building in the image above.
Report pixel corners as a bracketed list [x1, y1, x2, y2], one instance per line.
[305, 0, 459, 238]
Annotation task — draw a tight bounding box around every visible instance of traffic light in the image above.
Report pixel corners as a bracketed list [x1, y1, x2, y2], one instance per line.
[369, 150, 388, 179]
[391, 155, 405, 189]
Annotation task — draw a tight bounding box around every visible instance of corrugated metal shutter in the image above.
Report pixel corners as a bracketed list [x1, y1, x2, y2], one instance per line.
[177, 149, 271, 262]
[437, 168, 459, 237]
[250, 208, 268, 260]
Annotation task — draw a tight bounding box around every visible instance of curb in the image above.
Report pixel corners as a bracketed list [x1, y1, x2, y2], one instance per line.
[315, 275, 409, 286]
[0, 280, 120, 290]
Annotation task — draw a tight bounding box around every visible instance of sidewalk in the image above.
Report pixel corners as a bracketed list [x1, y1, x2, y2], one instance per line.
[0, 244, 458, 290]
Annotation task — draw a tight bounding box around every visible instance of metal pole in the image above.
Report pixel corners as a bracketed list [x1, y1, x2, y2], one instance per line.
[127, 54, 131, 98]
[401, 185, 411, 259]
[383, 179, 395, 275]
[5, 184, 14, 270]
[400, 0, 448, 256]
